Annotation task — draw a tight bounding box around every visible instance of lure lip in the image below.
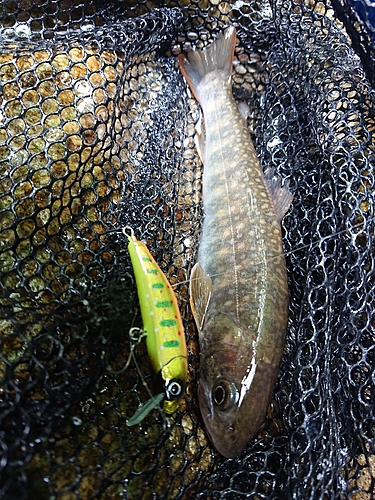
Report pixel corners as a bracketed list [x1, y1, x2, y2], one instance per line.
[126, 393, 164, 427]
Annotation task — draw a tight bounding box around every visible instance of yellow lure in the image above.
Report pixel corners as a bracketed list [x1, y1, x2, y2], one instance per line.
[125, 228, 188, 420]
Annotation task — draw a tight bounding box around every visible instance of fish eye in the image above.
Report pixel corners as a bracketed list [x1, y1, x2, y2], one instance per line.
[212, 379, 238, 410]
[165, 379, 183, 400]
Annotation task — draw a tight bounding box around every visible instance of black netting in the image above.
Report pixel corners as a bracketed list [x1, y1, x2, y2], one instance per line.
[0, 0, 374, 499]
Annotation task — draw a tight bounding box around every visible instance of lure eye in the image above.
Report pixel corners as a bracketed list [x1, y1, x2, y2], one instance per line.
[212, 379, 238, 410]
[165, 379, 183, 400]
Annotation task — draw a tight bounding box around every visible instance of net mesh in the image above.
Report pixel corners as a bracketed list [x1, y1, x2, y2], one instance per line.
[0, 0, 374, 498]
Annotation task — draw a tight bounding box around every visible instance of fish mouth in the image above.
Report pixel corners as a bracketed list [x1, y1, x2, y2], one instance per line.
[205, 418, 247, 458]
[198, 381, 246, 458]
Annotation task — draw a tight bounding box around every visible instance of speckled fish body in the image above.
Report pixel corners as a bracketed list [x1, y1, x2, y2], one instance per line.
[179, 27, 292, 458]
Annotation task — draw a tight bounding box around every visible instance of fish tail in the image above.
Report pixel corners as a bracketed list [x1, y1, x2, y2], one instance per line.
[178, 26, 236, 103]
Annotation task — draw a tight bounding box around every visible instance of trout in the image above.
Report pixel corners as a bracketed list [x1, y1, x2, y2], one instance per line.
[178, 27, 292, 458]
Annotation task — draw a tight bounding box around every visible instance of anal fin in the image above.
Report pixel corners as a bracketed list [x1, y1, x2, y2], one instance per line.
[238, 101, 250, 120]
[195, 112, 206, 162]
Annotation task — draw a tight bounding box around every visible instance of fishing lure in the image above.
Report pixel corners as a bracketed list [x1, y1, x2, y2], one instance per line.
[124, 227, 188, 425]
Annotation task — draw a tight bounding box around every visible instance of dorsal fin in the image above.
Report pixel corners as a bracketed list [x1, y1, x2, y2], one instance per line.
[263, 167, 293, 222]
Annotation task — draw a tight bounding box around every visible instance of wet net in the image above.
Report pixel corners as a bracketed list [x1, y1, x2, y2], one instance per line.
[0, 0, 374, 498]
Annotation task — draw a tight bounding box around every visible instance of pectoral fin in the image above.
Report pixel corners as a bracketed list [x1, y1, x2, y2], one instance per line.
[189, 262, 212, 331]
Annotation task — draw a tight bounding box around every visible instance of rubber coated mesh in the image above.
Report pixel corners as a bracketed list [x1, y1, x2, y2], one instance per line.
[0, 1, 374, 499]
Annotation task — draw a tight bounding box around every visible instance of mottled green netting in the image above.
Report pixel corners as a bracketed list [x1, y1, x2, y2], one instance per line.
[0, 0, 374, 499]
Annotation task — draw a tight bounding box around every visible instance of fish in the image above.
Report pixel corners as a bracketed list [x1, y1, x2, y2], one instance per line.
[124, 227, 188, 424]
[178, 26, 293, 458]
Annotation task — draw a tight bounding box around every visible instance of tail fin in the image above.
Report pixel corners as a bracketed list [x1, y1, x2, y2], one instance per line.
[178, 26, 236, 103]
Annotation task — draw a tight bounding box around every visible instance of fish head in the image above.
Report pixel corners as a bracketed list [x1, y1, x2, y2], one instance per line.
[198, 312, 277, 458]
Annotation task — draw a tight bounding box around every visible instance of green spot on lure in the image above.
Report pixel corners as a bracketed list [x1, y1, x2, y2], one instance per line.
[125, 227, 188, 426]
